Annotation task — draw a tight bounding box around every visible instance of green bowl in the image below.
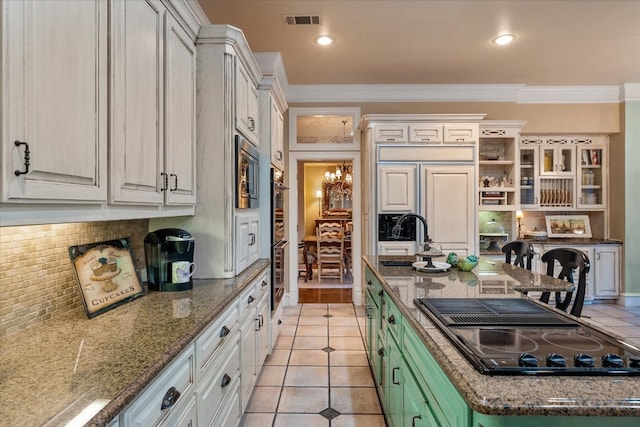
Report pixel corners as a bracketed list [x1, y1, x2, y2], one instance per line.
[457, 258, 479, 271]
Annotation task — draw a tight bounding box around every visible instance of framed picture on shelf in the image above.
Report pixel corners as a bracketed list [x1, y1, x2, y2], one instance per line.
[545, 215, 592, 238]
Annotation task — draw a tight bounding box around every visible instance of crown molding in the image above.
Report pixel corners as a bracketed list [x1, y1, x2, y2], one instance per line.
[283, 83, 640, 104]
[622, 83, 640, 101]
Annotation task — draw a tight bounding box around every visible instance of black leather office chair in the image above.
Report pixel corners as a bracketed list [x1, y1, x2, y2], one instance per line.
[540, 248, 591, 318]
[502, 240, 534, 270]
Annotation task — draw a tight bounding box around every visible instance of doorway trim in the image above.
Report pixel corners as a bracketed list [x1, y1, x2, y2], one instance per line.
[287, 151, 362, 307]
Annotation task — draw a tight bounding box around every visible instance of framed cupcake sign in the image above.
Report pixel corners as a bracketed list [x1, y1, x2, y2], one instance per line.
[69, 237, 145, 318]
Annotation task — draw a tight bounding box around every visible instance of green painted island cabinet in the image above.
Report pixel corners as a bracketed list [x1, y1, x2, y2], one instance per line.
[364, 264, 638, 427]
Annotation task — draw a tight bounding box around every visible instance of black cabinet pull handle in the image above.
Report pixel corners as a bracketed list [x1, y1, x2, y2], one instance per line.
[378, 290, 384, 296]
[160, 172, 168, 192]
[261, 280, 268, 287]
[377, 347, 384, 356]
[388, 315, 395, 324]
[258, 314, 264, 327]
[248, 295, 255, 304]
[248, 117, 256, 131]
[170, 173, 178, 191]
[255, 317, 260, 331]
[14, 141, 30, 176]
[277, 319, 282, 325]
[366, 280, 372, 286]
[392, 367, 400, 384]
[160, 386, 181, 410]
[220, 325, 230, 338]
[412, 415, 422, 427]
[221, 373, 231, 388]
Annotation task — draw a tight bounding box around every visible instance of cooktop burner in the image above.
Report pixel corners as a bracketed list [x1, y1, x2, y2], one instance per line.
[415, 298, 640, 376]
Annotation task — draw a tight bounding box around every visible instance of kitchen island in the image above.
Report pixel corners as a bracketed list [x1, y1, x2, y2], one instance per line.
[364, 255, 640, 427]
[0, 260, 270, 426]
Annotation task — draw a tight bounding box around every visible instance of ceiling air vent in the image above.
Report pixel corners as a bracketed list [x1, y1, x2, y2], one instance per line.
[283, 15, 321, 25]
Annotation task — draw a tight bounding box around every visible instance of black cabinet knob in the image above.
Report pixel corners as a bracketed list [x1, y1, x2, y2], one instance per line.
[160, 386, 181, 410]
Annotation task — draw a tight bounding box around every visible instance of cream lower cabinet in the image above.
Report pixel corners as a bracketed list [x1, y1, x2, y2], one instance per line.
[110, 0, 196, 206]
[118, 269, 271, 427]
[235, 213, 260, 274]
[2, 0, 108, 202]
[531, 243, 620, 303]
[378, 241, 416, 256]
[239, 271, 270, 411]
[421, 165, 476, 257]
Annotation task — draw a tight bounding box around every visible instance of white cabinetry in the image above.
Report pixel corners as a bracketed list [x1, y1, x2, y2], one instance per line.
[2, 0, 108, 202]
[360, 114, 483, 257]
[239, 272, 270, 411]
[478, 121, 524, 210]
[377, 165, 416, 212]
[121, 346, 195, 427]
[235, 59, 259, 145]
[594, 245, 620, 299]
[159, 25, 264, 278]
[421, 165, 475, 257]
[235, 212, 260, 274]
[110, 0, 195, 205]
[520, 135, 608, 211]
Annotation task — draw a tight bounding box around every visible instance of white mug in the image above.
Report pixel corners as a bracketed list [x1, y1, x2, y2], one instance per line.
[171, 261, 196, 283]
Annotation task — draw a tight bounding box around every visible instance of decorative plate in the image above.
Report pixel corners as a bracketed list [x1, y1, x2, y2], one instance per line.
[412, 261, 451, 273]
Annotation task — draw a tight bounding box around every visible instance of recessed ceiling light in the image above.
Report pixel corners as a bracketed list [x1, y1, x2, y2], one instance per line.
[492, 34, 515, 46]
[315, 35, 334, 46]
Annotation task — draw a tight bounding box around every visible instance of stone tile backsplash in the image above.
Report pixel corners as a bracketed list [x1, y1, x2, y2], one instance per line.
[0, 219, 148, 336]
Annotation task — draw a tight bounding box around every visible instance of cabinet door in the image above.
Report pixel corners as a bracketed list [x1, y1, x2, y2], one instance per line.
[386, 334, 403, 427]
[3, 0, 107, 202]
[377, 164, 416, 212]
[164, 13, 196, 205]
[373, 124, 408, 143]
[235, 60, 258, 144]
[110, 0, 164, 204]
[270, 99, 285, 169]
[240, 306, 258, 411]
[403, 361, 438, 427]
[378, 241, 416, 256]
[540, 145, 574, 176]
[256, 280, 271, 367]
[421, 165, 476, 255]
[519, 145, 539, 208]
[443, 123, 477, 143]
[409, 124, 443, 144]
[576, 145, 606, 209]
[594, 245, 620, 298]
[235, 213, 259, 274]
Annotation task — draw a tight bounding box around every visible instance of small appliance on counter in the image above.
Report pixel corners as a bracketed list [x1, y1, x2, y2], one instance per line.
[144, 228, 195, 291]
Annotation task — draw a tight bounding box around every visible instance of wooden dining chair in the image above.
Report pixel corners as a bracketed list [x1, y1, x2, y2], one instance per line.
[316, 224, 345, 282]
[502, 240, 534, 270]
[540, 248, 591, 318]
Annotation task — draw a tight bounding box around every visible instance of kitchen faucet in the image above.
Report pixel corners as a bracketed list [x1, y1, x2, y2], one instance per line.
[391, 213, 431, 252]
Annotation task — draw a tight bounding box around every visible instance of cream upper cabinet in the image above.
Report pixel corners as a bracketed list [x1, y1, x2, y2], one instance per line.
[576, 139, 607, 210]
[2, 0, 108, 202]
[164, 13, 197, 205]
[110, 0, 196, 205]
[443, 123, 478, 143]
[377, 164, 416, 212]
[409, 124, 443, 143]
[236, 59, 259, 145]
[270, 101, 285, 169]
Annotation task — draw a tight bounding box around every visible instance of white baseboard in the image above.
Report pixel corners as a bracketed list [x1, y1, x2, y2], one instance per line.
[616, 293, 640, 307]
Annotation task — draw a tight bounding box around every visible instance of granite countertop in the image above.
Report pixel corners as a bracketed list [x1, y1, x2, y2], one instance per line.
[480, 238, 623, 256]
[0, 260, 270, 427]
[364, 255, 640, 418]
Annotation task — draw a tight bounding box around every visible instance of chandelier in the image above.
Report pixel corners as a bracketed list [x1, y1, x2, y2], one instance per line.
[324, 162, 352, 201]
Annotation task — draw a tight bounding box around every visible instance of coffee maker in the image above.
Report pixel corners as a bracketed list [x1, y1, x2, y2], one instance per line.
[144, 228, 195, 291]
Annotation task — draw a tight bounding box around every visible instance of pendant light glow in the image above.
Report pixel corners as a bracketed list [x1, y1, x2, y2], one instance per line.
[315, 35, 334, 46]
[492, 33, 515, 45]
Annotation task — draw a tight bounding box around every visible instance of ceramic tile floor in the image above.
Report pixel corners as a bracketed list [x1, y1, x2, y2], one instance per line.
[240, 303, 386, 427]
[239, 302, 640, 427]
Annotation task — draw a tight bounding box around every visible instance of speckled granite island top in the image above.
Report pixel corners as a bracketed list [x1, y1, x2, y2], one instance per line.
[0, 260, 270, 427]
[364, 255, 640, 417]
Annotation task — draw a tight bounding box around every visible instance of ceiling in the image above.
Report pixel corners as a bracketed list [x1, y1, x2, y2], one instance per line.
[197, 0, 640, 89]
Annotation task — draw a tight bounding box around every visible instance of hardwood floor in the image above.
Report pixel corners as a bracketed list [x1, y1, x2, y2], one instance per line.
[299, 288, 353, 303]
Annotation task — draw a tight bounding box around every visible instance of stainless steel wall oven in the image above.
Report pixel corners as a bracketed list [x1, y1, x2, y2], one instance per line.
[271, 168, 288, 311]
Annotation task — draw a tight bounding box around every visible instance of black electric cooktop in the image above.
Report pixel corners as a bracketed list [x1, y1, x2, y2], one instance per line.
[415, 298, 640, 376]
